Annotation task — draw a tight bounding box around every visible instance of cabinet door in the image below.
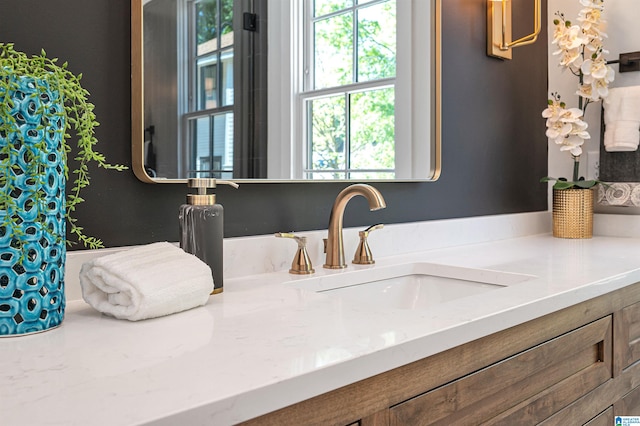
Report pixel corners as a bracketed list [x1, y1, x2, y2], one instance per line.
[360, 410, 389, 426]
[389, 317, 612, 426]
[614, 301, 640, 374]
[615, 385, 640, 416]
[584, 407, 613, 426]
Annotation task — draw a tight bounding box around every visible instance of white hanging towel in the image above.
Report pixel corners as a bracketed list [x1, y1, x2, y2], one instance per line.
[604, 86, 640, 152]
[79, 242, 214, 321]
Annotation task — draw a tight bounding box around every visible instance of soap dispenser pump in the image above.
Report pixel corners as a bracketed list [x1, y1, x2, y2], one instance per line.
[179, 178, 238, 294]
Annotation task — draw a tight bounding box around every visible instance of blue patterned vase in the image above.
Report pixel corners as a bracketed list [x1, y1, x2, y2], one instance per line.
[0, 74, 66, 336]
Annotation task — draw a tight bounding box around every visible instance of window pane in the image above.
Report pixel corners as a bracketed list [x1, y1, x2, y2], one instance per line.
[314, 0, 353, 17]
[349, 87, 395, 171]
[197, 57, 218, 110]
[221, 49, 234, 106]
[188, 112, 234, 178]
[190, 116, 211, 177]
[196, 0, 217, 46]
[212, 112, 234, 177]
[357, 1, 396, 82]
[220, 0, 234, 48]
[314, 13, 353, 89]
[308, 95, 346, 172]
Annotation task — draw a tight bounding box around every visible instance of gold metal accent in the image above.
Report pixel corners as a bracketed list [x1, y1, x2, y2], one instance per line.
[211, 287, 223, 295]
[352, 224, 384, 265]
[552, 189, 594, 239]
[324, 184, 386, 269]
[131, 0, 153, 183]
[130, 0, 442, 184]
[487, 0, 541, 60]
[186, 178, 239, 206]
[432, 0, 442, 181]
[275, 233, 315, 275]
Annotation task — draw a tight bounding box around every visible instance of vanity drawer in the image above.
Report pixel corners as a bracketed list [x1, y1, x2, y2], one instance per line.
[389, 316, 612, 426]
[615, 385, 640, 416]
[614, 301, 640, 373]
[584, 407, 613, 426]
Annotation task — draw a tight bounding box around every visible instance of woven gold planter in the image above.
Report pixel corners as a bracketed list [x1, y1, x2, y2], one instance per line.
[552, 188, 594, 239]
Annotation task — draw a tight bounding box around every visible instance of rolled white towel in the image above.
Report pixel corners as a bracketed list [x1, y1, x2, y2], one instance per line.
[79, 242, 214, 321]
[604, 86, 640, 152]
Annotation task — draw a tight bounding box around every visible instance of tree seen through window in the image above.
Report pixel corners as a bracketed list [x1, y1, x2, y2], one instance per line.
[306, 0, 396, 179]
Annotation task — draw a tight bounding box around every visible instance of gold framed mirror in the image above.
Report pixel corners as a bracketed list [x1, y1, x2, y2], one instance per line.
[131, 0, 441, 183]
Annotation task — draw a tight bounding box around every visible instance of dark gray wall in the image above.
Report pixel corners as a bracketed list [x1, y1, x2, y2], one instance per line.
[0, 0, 548, 250]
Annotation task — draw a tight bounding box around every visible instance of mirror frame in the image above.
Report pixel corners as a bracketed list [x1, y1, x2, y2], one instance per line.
[131, 0, 441, 184]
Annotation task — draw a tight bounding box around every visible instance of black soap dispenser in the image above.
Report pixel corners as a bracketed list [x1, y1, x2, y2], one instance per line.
[179, 178, 238, 294]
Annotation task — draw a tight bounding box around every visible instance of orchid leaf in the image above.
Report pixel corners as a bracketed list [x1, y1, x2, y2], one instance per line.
[542, 176, 601, 190]
[553, 180, 575, 190]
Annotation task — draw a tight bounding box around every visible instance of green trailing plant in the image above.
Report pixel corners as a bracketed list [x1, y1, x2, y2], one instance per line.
[0, 43, 127, 249]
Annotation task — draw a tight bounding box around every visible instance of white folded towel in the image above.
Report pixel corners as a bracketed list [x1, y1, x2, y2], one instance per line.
[604, 86, 640, 152]
[79, 242, 214, 321]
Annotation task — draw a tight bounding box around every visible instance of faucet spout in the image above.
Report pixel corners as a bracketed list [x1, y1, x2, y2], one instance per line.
[324, 184, 386, 269]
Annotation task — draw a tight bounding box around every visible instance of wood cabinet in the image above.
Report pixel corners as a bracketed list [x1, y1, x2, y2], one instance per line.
[616, 386, 640, 418]
[241, 283, 640, 426]
[584, 408, 613, 426]
[615, 301, 640, 374]
[389, 317, 612, 425]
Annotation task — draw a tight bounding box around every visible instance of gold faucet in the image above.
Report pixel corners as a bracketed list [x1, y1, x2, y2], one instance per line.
[324, 184, 386, 269]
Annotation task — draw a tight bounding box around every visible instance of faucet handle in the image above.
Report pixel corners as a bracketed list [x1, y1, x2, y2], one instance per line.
[275, 233, 315, 275]
[352, 224, 384, 265]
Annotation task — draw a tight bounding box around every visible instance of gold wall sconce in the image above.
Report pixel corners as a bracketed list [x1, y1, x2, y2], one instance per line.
[487, 0, 541, 59]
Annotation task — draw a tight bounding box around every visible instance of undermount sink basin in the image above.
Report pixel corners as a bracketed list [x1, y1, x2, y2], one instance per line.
[290, 262, 535, 310]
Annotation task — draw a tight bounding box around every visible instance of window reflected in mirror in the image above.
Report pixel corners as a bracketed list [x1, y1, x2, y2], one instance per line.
[132, 0, 440, 183]
[304, 0, 396, 179]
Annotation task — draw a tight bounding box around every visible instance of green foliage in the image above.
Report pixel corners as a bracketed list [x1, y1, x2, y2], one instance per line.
[0, 43, 127, 249]
[196, 0, 233, 45]
[540, 176, 600, 190]
[350, 88, 395, 172]
[309, 0, 396, 178]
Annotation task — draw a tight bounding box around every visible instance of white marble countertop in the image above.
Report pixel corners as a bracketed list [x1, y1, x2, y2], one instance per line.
[5, 232, 640, 425]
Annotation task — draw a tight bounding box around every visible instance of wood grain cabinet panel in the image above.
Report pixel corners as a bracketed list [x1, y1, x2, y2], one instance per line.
[242, 283, 640, 426]
[389, 317, 612, 426]
[360, 410, 390, 426]
[615, 301, 640, 374]
[584, 407, 613, 426]
[615, 385, 640, 416]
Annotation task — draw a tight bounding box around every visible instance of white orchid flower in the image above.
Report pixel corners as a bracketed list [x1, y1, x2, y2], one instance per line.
[558, 135, 584, 156]
[556, 48, 583, 68]
[546, 121, 572, 140]
[544, 1, 612, 183]
[561, 131, 590, 157]
[578, 8, 603, 30]
[584, 37, 606, 54]
[562, 143, 583, 157]
[577, 84, 594, 100]
[592, 76, 612, 98]
[582, 58, 609, 79]
[562, 107, 585, 122]
[579, 0, 604, 11]
[555, 25, 587, 51]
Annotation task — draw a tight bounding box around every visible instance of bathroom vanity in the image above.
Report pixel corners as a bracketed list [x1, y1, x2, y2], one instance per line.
[244, 284, 636, 425]
[4, 214, 640, 425]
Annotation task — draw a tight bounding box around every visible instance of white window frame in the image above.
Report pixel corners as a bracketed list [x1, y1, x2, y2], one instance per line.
[268, 0, 434, 180]
[178, 0, 236, 178]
